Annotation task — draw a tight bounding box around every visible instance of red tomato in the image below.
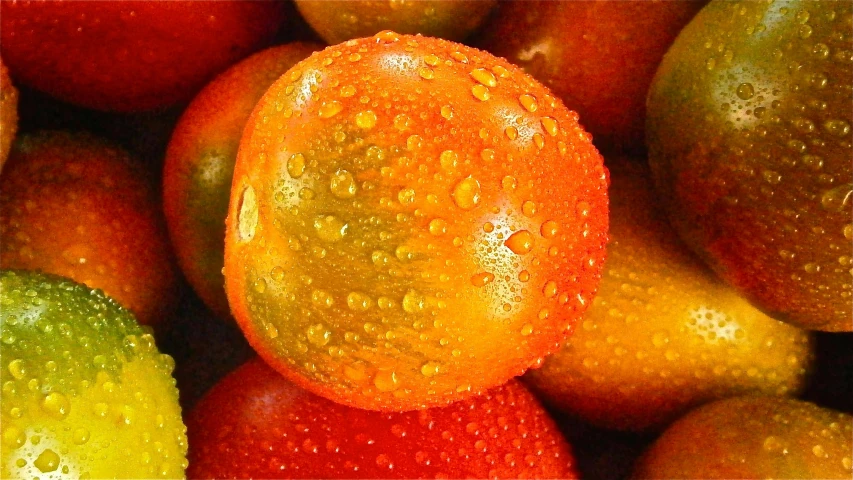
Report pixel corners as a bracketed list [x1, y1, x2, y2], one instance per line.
[187, 357, 578, 479]
[0, 1, 284, 112]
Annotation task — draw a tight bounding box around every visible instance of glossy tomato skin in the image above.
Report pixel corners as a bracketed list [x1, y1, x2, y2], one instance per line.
[525, 158, 814, 432]
[0, 131, 179, 327]
[0, 270, 187, 479]
[224, 33, 608, 411]
[187, 357, 578, 479]
[0, 56, 17, 169]
[0, 1, 284, 112]
[164, 43, 321, 319]
[476, 0, 705, 154]
[647, 0, 853, 331]
[294, 1, 496, 45]
[632, 397, 853, 479]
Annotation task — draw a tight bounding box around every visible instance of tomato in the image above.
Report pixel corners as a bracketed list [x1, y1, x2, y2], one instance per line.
[0, 55, 17, 169]
[475, 0, 705, 154]
[187, 357, 577, 479]
[224, 32, 608, 411]
[524, 158, 814, 432]
[0, 131, 179, 328]
[164, 42, 322, 319]
[0, 1, 284, 112]
[646, 0, 853, 331]
[0, 270, 187, 478]
[632, 396, 853, 479]
[294, 0, 496, 45]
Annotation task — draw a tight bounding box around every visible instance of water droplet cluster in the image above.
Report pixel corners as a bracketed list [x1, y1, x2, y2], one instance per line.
[0, 270, 187, 478]
[224, 33, 608, 410]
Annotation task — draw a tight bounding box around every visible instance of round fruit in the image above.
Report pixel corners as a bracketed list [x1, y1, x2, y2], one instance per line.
[0, 131, 179, 327]
[646, 0, 853, 331]
[0, 0, 284, 111]
[164, 42, 321, 319]
[0, 270, 188, 478]
[476, 0, 705, 153]
[294, 0, 496, 45]
[0, 55, 18, 169]
[633, 396, 853, 479]
[524, 158, 814, 431]
[224, 32, 609, 411]
[187, 357, 578, 479]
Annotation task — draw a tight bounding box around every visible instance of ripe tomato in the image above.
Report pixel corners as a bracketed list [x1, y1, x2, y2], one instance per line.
[0, 270, 187, 478]
[0, 1, 284, 112]
[0, 131, 179, 327]
[476, 0, 705, 153]
[0, 56, 17, 169]
[646, 0, 853, 331]
[525, 158, 813, 432]
[633, 397, 853, 479]
[294, 0, 496, 45]
[187, 357, 577, 479]
[164, 42, 321, 319]
[224, 33, 608, 411]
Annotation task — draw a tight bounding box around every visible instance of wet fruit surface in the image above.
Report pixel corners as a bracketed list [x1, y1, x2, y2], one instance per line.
[187, 357, 577, 479]
[647, 0, 853, 331]
[0, 0, 284, 111]
[476, 0, 705, 153]
[0, 131, 179, 327]
[164, 42, 321, 319]
[525, 158, 814, 432]
[0, 270, 187, 478]
[294, 0, 496, 45]
[633, 396, 853, 479]
[0, 55, 18, 169]
[224, 33, 609, 411]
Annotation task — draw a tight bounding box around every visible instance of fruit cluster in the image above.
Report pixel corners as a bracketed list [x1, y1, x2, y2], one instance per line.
[0, 1, 850, 479]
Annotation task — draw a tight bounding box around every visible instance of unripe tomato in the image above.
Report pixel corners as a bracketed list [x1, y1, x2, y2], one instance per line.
[224, 33, 609, 411]
[187, 357, 578, 479]
[647, 0, 853, 331]
[633, 397, 853, 479]
[0, 0, 284, 111]
[0, 131, 179, 327]
[0, 56, 17, 169]
[0, 270, 187, 479]
[524, 158, 814, 432]
[164, 43, 322, 319]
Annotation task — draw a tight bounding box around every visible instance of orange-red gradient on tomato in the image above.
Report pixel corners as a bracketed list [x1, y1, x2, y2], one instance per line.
[187, 358, 578, 479]
[224, 33, 609, 411]
[476, 0, 706, 153]
[0, 131, 179, 327]
[0, 1, 284, 112]
[164, 42, 322, 319]
[0, 56, 17, 169]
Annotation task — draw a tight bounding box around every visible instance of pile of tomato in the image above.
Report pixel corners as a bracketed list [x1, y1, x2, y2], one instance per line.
[0, 1, 850, 479]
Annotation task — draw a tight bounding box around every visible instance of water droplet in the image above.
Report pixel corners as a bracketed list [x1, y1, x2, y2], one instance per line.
[374, 370, 400, 392]
[813, 444, 827, 457]
[736, 83, 755, 100]
[314, 215, 348, 242]
[440, 105, 453, 120]
[41, 392, 70, 419]
[472, 84, 490, 101]
[7, 359, 25, 379]
[519, 94, 538, 112]
[237, 185, 258, 242]
[470, 68, 497, 87]
[420, 362, 441, 377]
[541, 117, 558, 136]
[821, 184, 852, 211]
[306, 324, 331, 347]
[505, 126, 518, 140]
[470, 272, 495, 287]
[355, 110, 377, 129]
[521, 201, 537, 217]
[453, 178, 481, 210]
[543, 281, 558, 298]
[318, 100, 344, 118]
[34, 448, 60, 473]
[418, 67, 435, 80]
[502, 176, 517, 192]
[520, 324, 534, 336]
[540, 220, 559, 238]
[403, 290, 426, 313]
[287, 153, 306, 178]
[429, 218, 447, 236]
[504, 230, 535, 255]
[763, 436, 783, 452]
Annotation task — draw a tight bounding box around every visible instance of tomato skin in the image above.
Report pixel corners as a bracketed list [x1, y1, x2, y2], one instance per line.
[294, 0, 496, 45]
[632, 397, 853, 479]
[0, 56, 17, 169]
[0, 270, 187, 479]
[647, 0, 853, 331]
[0, 131, 179, 327]
[187, 357, 578, 479]
[525, 158, 813, 432]
[224, 33, 608, 411]
[476, 0, 705, 154]
[163, 43, 322, 319]
[0, 1, 284, 112]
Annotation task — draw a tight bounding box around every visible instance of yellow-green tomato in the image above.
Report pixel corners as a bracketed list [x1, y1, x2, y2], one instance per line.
[646, 0, 853, 331]
[633, 397, 853, 479]
[524, 159, 814, 432]
[0, 270, 187, 479]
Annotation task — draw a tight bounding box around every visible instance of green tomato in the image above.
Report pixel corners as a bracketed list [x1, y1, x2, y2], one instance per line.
[0, 270, 187, 479]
